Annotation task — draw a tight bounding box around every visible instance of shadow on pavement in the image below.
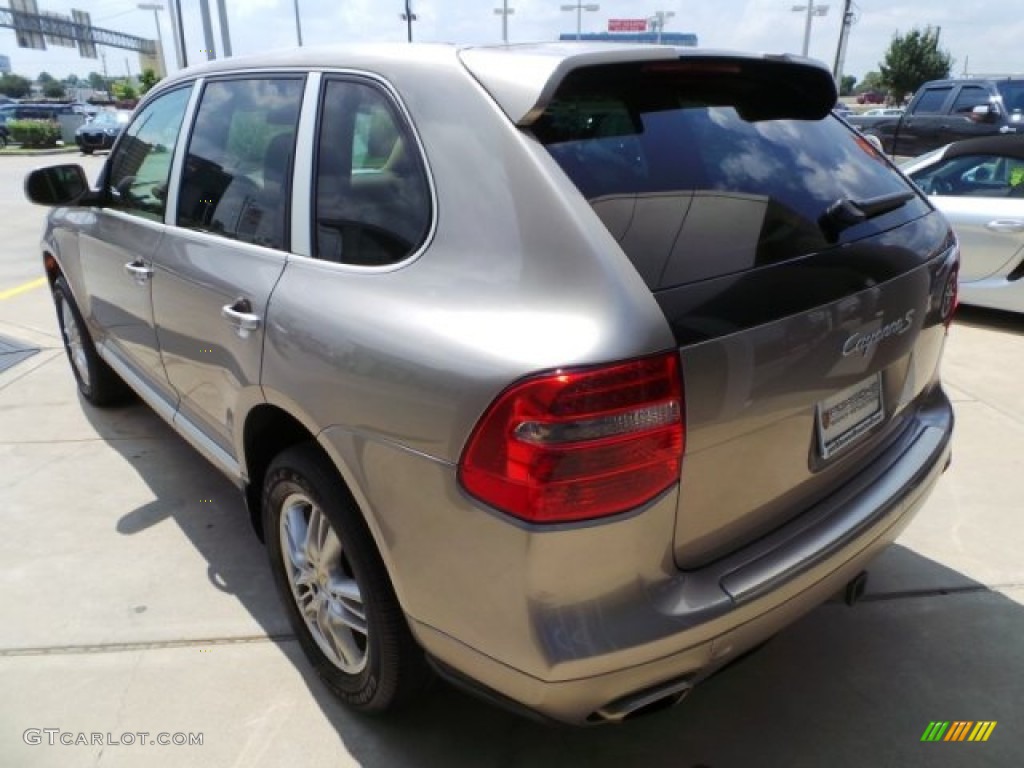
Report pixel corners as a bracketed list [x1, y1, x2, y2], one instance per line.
[953, 305, 1024, 334]
[85, 402, 1021, 768]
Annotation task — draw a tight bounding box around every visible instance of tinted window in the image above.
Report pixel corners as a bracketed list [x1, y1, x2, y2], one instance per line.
[909, 153, 1024, 198]
[914, 87, 951, 114]
[106, 87, 191, 221]
[997, 81, 1024, 115]
[533, 63, 924, 288]
[176, 77, 304, 250]
[951, 86, 990, 114]
[314, 79, 431, 265]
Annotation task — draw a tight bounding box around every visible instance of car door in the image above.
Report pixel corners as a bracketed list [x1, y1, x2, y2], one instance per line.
[900, 86, 953, 156]
[151, 75, 305, 472]
[77, 85, 193, 410]
[910, 152, 1024, 281]
[943, 85, 999, 144]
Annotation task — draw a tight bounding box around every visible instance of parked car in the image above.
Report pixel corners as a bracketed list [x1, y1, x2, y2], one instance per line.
[0, 102, 75, 121]
[24, 44, 957, 725]
[856, 90, 885, 104]
[862, 107, 904, 117]
[74, 109, 131, 153]
[902, 135, 1024, 313]
[850, 77, 1024, 157]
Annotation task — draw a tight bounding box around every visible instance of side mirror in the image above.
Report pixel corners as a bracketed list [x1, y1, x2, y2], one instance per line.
[971, 103, 999, 123]
[24, 164, 93, 207]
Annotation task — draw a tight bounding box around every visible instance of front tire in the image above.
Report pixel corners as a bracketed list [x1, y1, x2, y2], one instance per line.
[53, 276, 130, 406]
[262, 444, 430, 712]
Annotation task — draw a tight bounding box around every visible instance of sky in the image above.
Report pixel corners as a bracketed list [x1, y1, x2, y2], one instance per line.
[1, 0, 1021, 86]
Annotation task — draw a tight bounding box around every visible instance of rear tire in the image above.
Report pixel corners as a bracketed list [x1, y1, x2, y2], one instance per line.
[53, 276, 131, 406]
[262, 443, 431, 712]
[81, 147, 93, 155]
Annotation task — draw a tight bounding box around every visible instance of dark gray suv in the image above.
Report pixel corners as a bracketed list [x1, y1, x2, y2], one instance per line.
[25, 44, 957, 725]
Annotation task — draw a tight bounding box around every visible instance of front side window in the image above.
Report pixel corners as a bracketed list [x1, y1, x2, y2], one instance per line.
[314, 79, 431, 266]
[106, 87, 191, 221]
[176, 77, 304, 250]
[951, 86, 990, 115]
[909, 153, 1024, 198]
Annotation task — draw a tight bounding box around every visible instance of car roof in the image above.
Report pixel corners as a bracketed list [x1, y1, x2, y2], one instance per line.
[151, 42, 833, 127]
[941, 134, 1024, 161]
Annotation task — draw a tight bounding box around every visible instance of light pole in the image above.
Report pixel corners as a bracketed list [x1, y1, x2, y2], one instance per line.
[293, 0, 303, 46]
[560, 2, 599, 42]
[648, 10, 675, 45]
[401, 1, 417, 43]
[494, 2, 515, 44]
[791, 2, 829, 57]
[137, 4, 167, 76]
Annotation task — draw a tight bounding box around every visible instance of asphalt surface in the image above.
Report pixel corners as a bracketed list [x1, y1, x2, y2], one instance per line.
[1, 152, 1022, 767]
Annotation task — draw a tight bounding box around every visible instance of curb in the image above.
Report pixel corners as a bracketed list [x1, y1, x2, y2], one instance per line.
[0, 147, 83, 157]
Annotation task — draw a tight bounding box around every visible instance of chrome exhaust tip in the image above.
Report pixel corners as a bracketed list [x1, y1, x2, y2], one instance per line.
[587, 677, 693, 724]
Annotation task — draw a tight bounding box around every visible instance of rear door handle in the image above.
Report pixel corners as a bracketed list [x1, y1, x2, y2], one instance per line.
[123, 260, 153, 284]
[986, 219, 1024, 233]
[221, 298, 261, 339]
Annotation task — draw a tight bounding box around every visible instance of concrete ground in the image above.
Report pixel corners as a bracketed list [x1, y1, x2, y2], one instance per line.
[1, 153, 1022, 767]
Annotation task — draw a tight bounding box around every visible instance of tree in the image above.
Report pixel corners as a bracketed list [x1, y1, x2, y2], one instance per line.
[138, 68, 161, 95]
[855, 71, 884, 94]
[879, 27, 953, 104]
[43, 83, 66, 99]
[840, 75, 856, 97]
[37, 71, 56, 84]
[112, 80, 138, 101]
[88, 72, 107, 91]
[0, 73, 32, 98]
[65, 74, 79, 85]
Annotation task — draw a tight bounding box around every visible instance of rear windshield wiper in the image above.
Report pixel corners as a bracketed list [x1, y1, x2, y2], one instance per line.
[819, 190, 916, 243]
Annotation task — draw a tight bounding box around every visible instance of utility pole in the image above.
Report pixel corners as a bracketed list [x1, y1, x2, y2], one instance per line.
[137, 4, 167, 76]
[560, 2, 600, 42]
[494, 1, 515, 44]
[401, 1, 417, 43]
[293, 0, 303, 46]
[832, 0, 854, 85]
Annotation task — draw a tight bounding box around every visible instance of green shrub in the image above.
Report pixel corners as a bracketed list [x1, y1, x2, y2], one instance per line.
[8, 119, 61, 148]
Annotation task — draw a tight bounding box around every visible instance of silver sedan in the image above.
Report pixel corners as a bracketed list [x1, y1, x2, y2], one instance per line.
[902, 135, 1024, 313]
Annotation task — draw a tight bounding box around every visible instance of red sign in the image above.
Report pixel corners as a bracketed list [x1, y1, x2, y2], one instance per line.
[608, 19, 648, 32]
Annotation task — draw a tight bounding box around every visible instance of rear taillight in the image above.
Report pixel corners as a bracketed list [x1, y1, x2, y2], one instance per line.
[458, 352, 684, 524]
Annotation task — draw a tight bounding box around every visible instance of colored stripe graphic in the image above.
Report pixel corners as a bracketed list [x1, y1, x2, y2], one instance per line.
[921, 721, 996, 742]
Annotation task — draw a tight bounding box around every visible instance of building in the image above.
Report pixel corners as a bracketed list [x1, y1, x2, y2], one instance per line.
[558, 32, 698, 46]
[0, 53, 12, 74]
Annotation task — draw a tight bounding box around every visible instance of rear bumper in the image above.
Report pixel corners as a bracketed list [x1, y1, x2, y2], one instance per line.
[405, 389, 953, 724]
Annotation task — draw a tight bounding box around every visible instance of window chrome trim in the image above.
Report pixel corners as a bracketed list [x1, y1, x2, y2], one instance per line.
[296, 68, 438, 274]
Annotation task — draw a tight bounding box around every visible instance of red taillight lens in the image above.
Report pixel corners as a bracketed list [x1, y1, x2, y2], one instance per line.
[458, 353, 685, 524]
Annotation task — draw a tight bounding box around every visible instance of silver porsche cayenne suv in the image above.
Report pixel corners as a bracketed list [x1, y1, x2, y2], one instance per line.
[26, 44, 957, 724]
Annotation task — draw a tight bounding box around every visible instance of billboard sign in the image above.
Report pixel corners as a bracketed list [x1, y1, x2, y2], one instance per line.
[608, 18, 648, 32]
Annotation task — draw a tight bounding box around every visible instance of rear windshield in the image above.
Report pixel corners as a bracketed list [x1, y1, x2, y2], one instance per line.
[532, 62, 927, 289]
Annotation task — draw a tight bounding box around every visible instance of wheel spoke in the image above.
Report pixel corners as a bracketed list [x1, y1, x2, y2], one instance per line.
[282, 503, 311, 573]
[325, 575, 367, 632]
[319, 601, 366, 669]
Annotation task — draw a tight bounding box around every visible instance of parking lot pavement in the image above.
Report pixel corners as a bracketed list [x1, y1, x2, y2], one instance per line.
[1, 155, 1022, 767]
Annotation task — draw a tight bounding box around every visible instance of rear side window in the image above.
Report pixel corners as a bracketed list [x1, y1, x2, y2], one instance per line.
[313, 79, 431, 266]
[532, 62, 926, 288]
[176, 77, 304, 250]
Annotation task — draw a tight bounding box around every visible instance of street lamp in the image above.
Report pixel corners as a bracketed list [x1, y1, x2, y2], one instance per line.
[137, 3, 167, 76]
[560, 2, 599, 42]
[791, 2, 829, 57]
[648, 10, 675, 45]
[494, 2, 515, 44]
[401, 0, 417, 43]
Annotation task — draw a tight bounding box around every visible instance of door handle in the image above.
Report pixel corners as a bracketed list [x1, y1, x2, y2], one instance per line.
[123, 260, 153, 284]
[986, 219, 1024, 233]
[221, 298, 261, 339]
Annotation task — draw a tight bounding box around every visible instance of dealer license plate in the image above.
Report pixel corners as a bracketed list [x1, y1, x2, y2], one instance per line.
[815, 373, 884, 459]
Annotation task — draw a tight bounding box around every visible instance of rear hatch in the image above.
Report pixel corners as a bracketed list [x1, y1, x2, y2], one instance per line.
[523, 56, 957, 567]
